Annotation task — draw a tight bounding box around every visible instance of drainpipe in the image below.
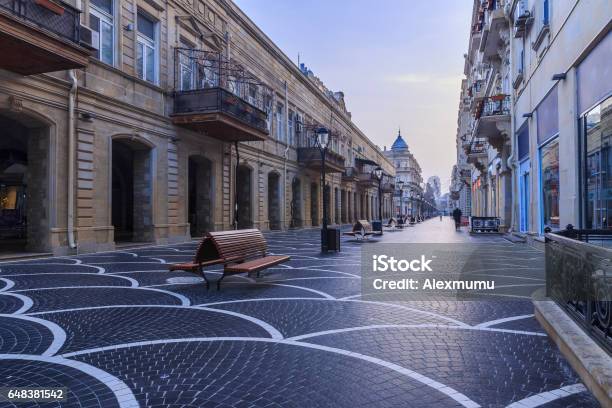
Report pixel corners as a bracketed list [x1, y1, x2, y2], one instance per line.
[67, 70, 78, 249]
[283, 81, 289, 230]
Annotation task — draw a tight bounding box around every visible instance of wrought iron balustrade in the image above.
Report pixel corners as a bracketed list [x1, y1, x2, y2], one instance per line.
[481, 95, 511, 117]
[545, 226, 612, 354]
[0, 0, 80, 42]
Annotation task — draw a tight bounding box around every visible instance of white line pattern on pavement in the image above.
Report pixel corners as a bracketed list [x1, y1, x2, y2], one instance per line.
[0, 354, 139, 407]
[505, 384, 587, 407]
[0, 313, 67, 356]
[60, 337, 481, 408]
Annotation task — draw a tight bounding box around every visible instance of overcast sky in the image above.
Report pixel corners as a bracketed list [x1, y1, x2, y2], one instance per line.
[234, 0, 472, 192]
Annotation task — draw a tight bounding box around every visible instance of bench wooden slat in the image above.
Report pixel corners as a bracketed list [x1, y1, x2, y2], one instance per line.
[225, 255, 290, 274]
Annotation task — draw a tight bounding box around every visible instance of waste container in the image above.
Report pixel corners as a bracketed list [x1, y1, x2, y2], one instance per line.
[324, 227, 341, 252]
[371, 220, 382, 233]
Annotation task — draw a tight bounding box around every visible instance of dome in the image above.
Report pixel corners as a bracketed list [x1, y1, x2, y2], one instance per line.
[391, 130, 408, 150]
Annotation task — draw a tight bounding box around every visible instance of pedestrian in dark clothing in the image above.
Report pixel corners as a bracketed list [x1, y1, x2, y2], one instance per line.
[452, 208, 462, 231]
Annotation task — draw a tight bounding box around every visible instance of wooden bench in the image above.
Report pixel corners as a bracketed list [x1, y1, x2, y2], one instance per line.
[384, 217, 397, 231]
[169, 229, 290, 289]
[342, 220, 377, 240]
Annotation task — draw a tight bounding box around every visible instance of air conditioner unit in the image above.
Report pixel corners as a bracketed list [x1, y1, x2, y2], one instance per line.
[80, 25, 98, 51]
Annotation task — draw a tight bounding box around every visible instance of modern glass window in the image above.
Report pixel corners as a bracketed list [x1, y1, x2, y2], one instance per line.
[519, 159, 530, 232]
[136, 12, 157, 84]
[89, 0, 114, 65]
[584, 96, 612, 229]
[540, 138, 560, 231]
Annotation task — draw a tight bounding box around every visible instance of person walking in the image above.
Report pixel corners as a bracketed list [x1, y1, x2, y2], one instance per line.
[452, 207, 462, 231]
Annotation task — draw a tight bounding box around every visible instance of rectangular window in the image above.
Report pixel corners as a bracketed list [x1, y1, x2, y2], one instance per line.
[583, 96, 612, 229]
[288, 110, 295, 146]
[543, 0, 550, 25]
[178, 45, 194, 91]
[89, 0, 114, 65]
[517, 122, 529, 161]
[540, 138, 560, 231]
[536, 85, 559, 145]
[136, 12, 157, 84]
[275, 103, 284, 141]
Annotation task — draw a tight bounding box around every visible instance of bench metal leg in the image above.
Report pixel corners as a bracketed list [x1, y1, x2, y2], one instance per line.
[200, 268, 211, 290]
[216, 273, 226, 290]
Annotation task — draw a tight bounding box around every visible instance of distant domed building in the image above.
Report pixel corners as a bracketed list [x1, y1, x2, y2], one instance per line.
[383, 130, 423, 217]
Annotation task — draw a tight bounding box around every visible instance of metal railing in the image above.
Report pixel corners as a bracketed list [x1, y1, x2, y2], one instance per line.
[173, 87, 268, 133]
[480, 95, 511, 117]
[0, 0, 80, 42]
[545, 226, 612, 354]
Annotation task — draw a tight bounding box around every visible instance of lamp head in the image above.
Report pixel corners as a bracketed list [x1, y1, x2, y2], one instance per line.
[315, 127, 330, 149]
[374, 166, 383, 180]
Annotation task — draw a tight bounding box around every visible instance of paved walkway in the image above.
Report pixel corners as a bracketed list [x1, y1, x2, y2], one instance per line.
[0, 219, 600, 407]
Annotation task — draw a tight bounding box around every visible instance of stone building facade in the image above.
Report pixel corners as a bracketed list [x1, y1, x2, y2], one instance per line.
[456, 0, 611, 238]
[383, 131, 423, 218]
[0, 0, 394, 255]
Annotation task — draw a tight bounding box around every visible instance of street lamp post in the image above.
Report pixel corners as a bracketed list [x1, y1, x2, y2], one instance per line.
[397, 180, 404, 218]
[374, 166, 383, 235]
[316, 127, 330, 253]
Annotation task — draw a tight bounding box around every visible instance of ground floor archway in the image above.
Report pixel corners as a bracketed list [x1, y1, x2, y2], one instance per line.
[236, 164, 253, 229]
[111, 138, 153, 243]
[0, 113, 49, 253]
[188, 156, 213, 237]
[268, 172, 281, 230]
[310, 182, 319, 226]
[291, 177, 302, 228]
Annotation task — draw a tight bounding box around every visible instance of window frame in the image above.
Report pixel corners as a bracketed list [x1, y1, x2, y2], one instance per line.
[136, 11, 159, 85]
[89, 0, 115, 66]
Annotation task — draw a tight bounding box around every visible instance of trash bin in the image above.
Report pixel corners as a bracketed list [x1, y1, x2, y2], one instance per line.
[371, 220, 382, 233]
[326, 227, 341, 252]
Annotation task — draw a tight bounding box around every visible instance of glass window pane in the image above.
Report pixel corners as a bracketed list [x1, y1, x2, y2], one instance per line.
[540, 138, 560, 230]
[91, 0, 112, 14]
[145, 45, 155, 82]
[136, 41, 144, 79]
[137, 13, 155, 40]
[101, 20, 113, 64]
[89, 14, 100, 60]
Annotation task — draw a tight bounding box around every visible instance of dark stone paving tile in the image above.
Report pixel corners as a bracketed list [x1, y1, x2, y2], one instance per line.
[363, 300, 538, 327]
[307, 327, 596, 407]
[24, 287, 182, 313]
[0, 264, 97, 276]
[45, 307, 269, 354]
[0, 359, 119, 408]
[7, 273, 131, 290]
[0, 294, 23, 314]
[493, 316, 546, 333]
[536, 391, 601, 407]
[169, 282, 327, 305]
[75, 341, 462, 408]
[256, 277, 361, 299]
[0, 317, 52, 355]
[211, 299, 446, 338]
[82, 262, 170, 273]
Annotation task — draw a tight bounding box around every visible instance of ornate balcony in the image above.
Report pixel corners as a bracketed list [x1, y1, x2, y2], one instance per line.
[297, 147, 345, 173]
[474, 95, 511, 150]
[342, 166, 360, 183]
[173, 87, 269, 142]
[479, 5, 508, 60]
[0, 0, 91, 75]
[171, 48, 270, 142]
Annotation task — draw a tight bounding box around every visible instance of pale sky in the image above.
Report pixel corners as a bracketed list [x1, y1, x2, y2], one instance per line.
[234, 0, 472, 192]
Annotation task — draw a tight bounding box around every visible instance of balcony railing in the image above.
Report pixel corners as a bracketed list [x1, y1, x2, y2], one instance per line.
[545, 226, 612, 354]
[297, 147, 345, 173]
[174, 87, 268, 134]
[476, 95, 510, 119]
[342, 166, 360, 182]
[171, 48, 270, 142]
[0, 0, 80, 42]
